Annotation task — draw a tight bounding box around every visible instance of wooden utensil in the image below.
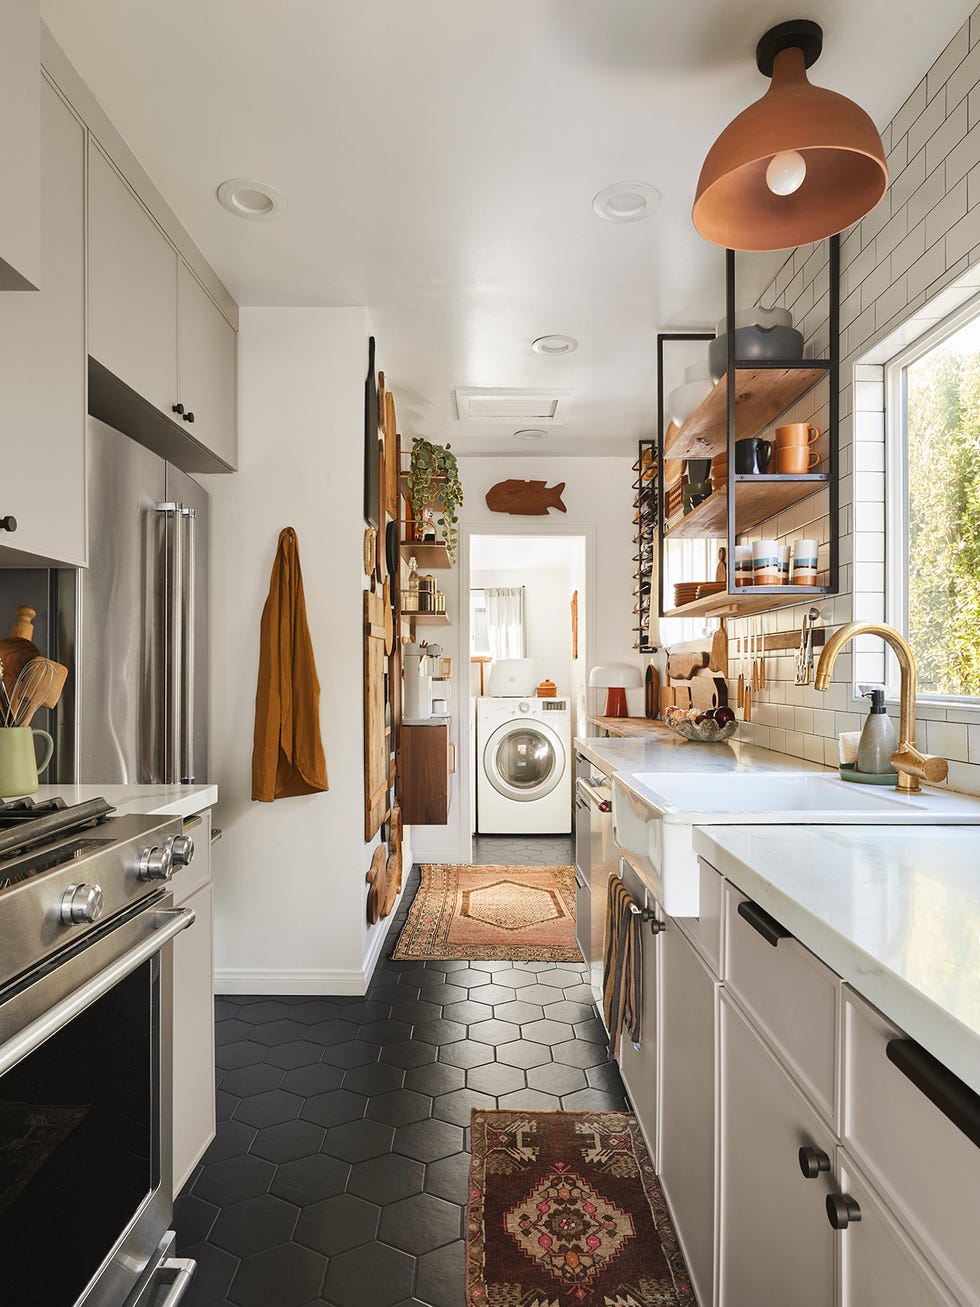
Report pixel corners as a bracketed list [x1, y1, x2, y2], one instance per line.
[9, 659, 55, 727]
[759, 624, 766, 689]
[383, 579, 394, 654]
[743, 685, 752, 721]
[666, 651, 708, 681]
[709, 618, 728, 674]
[715, 546, 727, 584]
[0, 606, 41, 693]
[736, 618, 745, 708]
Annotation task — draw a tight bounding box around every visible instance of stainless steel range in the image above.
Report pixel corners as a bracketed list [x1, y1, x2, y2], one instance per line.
[0, 797, 198, 1307]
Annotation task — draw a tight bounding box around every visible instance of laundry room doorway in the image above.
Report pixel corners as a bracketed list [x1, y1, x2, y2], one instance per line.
[466, 532, 589, 857]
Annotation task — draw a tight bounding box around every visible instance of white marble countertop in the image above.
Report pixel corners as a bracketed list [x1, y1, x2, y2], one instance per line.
[574, 733, 827, 780]
[694, 824, 980, 1094]
[16, 783, 218, 820]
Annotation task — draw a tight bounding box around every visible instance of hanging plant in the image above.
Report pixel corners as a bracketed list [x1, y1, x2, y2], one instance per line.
[407, 437, 463, 563]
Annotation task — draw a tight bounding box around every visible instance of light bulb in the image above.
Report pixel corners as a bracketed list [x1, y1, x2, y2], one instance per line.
[766, 149, 807, 196]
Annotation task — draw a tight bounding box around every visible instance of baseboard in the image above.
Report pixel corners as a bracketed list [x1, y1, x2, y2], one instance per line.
[362, 901, 401, 988]
[214, 968, 369, 997]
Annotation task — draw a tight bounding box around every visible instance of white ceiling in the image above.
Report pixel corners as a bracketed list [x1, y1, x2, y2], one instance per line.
[43, 0, 974, 457]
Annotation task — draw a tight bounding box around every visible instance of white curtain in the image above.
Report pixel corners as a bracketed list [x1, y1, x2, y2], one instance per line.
[485, 587, 525, 659]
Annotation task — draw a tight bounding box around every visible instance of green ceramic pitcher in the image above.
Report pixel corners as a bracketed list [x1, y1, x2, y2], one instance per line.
[0, 726, 54, 796]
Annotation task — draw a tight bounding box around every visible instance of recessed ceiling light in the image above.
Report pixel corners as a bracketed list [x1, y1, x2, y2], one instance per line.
[217, 178, 287, 220]
[532, 335, 578, 355]
[514, 429, 547, 440]
[592, 181, 661, 222]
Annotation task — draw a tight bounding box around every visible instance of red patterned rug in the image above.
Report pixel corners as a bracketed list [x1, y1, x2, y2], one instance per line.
[467, 1111, 693, 1306]
[391, 864, 581, 962]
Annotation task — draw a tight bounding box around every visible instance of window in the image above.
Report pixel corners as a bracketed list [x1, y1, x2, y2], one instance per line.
[886, 303, 980, 699]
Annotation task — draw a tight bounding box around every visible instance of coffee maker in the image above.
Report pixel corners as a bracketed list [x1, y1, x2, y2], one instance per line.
[404, 642, 441, 719]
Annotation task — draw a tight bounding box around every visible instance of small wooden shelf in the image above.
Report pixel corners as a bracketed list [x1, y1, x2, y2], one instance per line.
[406, 611, 450, 626]
[663, 585, 831, 620]
[400, 540, 451, 568]
[664, 475, 829, 541]
[665, 363, 830, 461]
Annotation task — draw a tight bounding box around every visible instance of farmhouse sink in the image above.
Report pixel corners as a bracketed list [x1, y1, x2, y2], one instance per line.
[612, 770, 980, 918]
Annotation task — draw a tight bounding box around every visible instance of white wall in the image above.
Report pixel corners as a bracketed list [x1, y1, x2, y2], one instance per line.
[202, 307, 395, 995]
[471, 565, 573, 697]
[413, 455, 639, 863]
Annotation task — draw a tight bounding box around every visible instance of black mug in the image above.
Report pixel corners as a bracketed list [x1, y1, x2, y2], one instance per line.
[734, 437, 772, 475]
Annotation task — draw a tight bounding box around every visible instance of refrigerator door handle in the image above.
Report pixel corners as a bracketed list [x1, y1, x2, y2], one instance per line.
[165, 501, 184, 786]
[180, 506, 197, 784]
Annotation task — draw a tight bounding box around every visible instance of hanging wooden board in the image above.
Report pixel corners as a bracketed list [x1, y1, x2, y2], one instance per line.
[485, 479, 567, 516]
[376, 440, 388, 582]
[364, 589, 388, 841]
[364, 340, 379, 527]
[385, 393, 399, 518]
[365, 843, 387, 926]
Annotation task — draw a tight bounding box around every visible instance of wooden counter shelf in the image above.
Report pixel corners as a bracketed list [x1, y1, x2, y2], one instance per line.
[663, 584, 831, 620]
[664, 474, 829, 541]
[587, 716, 674, 740]
[665, 362, 830, 462]
[399, 540, 451, 568]
[406, 611, 450, 626]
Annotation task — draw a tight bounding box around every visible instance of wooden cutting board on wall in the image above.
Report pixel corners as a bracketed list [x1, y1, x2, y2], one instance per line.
[364, 589, 388, 841]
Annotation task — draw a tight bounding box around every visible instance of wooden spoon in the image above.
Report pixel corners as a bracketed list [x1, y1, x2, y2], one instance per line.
[0, 606, 41, 693]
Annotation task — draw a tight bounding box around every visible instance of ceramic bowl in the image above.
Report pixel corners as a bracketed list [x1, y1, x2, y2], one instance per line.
[713, 306, 793, 336]
[665, 716, 738, 743]
[668, 362, 714, 428]
[709, 324, 805, 382]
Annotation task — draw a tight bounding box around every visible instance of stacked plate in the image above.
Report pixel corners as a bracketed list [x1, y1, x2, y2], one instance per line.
[710, 453, 727, 494]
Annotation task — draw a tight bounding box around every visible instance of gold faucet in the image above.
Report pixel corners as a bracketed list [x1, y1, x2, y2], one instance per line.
[813, 622, 948, 794]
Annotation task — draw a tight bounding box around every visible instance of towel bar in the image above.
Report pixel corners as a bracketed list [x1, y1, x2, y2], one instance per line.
[629, 902, 666, 934]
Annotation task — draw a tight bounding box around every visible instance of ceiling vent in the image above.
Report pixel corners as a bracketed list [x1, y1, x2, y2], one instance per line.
[454, 387, 572, 424]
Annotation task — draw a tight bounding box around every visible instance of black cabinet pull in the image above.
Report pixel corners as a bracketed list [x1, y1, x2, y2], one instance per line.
[886, 1038, 980, 1148]
[826, 1193, 861, 1229]
[737, 898, 791, 947]
[0, 516, 17, 533]
[182, 411, 195, 424]
[799, 1145, 831, 1178]
[172, 402, 184, 415]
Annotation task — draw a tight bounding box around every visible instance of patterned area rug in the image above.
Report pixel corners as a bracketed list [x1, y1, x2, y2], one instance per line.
[391, 864, 581, 961]
[467, 1110, 693, 1306]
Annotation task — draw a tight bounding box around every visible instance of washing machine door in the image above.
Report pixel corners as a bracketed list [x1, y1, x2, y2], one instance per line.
[484, 718, 565, 802]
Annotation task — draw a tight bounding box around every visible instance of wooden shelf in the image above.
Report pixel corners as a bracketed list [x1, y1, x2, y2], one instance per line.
[664, 475, 830, 541]
[406, 611, 450, 626]
[665, 363, 830, 461]
[400, 540, 451, 568]
[663, 585, 831, 620]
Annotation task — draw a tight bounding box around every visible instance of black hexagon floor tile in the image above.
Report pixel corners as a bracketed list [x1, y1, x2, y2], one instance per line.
[379, 1191, 461, 1254]
[178, 846, 644, 1307]
[270, 1154, 349, 1206]
[323, 1241, 415, 1307]
[210, 1193, 299, 1256]
[294, 1192, 380, 1255]
[228, 1241, 326, 1307]
[347, 1152, 425, 1204]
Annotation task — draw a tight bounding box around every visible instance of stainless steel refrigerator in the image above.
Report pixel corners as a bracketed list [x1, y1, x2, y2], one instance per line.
[58, 417, 209, 784]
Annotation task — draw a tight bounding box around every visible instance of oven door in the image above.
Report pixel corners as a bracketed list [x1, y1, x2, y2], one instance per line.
[0, 895, 194, 1307]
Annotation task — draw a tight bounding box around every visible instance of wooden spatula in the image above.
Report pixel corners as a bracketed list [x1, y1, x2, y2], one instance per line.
[0, 606, 41, 693]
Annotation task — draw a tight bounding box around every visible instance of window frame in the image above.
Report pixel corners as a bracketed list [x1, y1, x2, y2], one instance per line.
[884, 292, 980, 706]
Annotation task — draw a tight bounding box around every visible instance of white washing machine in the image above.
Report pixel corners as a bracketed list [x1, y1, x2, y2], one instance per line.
[477, 697, 572, 834]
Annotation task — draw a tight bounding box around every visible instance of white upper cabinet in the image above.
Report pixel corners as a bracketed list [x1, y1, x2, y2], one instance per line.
[178, 262, 237, 468]
[0, 77, 85, 565]
[0, 1, 41, 290]
[88, 139, 179, 417]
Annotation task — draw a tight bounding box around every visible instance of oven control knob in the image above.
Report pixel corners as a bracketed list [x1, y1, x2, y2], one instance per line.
[168, 834, 195, 867]
[61, 883, 105, 925]
[138, 846, 173, 881]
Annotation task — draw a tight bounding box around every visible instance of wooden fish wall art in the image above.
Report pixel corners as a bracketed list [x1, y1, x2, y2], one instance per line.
[485, 479, 567, 516]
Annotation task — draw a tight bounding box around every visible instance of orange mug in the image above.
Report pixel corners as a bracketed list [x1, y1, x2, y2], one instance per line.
[776, 445, 821, 473]
[776, 422, 820, 446]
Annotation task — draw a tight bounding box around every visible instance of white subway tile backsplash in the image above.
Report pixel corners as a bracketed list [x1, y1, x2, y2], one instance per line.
[926, 720, 970, 761]
[926, 98, 968, 175]
[928, 23, 970, 102]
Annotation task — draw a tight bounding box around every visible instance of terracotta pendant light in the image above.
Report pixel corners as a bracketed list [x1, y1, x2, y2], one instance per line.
[693, 20, 888, 251]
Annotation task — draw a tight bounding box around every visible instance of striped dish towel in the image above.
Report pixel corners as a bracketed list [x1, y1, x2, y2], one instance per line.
[602, 874, 642, 1059]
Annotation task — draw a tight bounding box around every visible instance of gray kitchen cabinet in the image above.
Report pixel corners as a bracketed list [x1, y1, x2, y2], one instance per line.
[171, 810, 215, 1192]
[837, 1150, 959, 1307]
[659, 920, 717, 1307]
[0, 0, 40, 290]
[718, 992, 837, 1307]
[178, 261, 238, 468]
[88, 138, 179, 419]
[0, 76, 86, 565]
[616, 857, 660, 1167]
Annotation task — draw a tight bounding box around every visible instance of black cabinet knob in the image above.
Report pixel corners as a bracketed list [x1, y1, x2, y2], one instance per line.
[799, 1146, 831, 1178]
[0, 516, 17, 532]
[182, 411, 195, 423]
[826, 1193, 861, 1229]
[172, 402, 184, 415]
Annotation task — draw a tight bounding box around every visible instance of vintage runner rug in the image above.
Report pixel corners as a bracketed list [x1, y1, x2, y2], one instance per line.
[467, 1110, 694, 1306]
[391, 864, 581, 962]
